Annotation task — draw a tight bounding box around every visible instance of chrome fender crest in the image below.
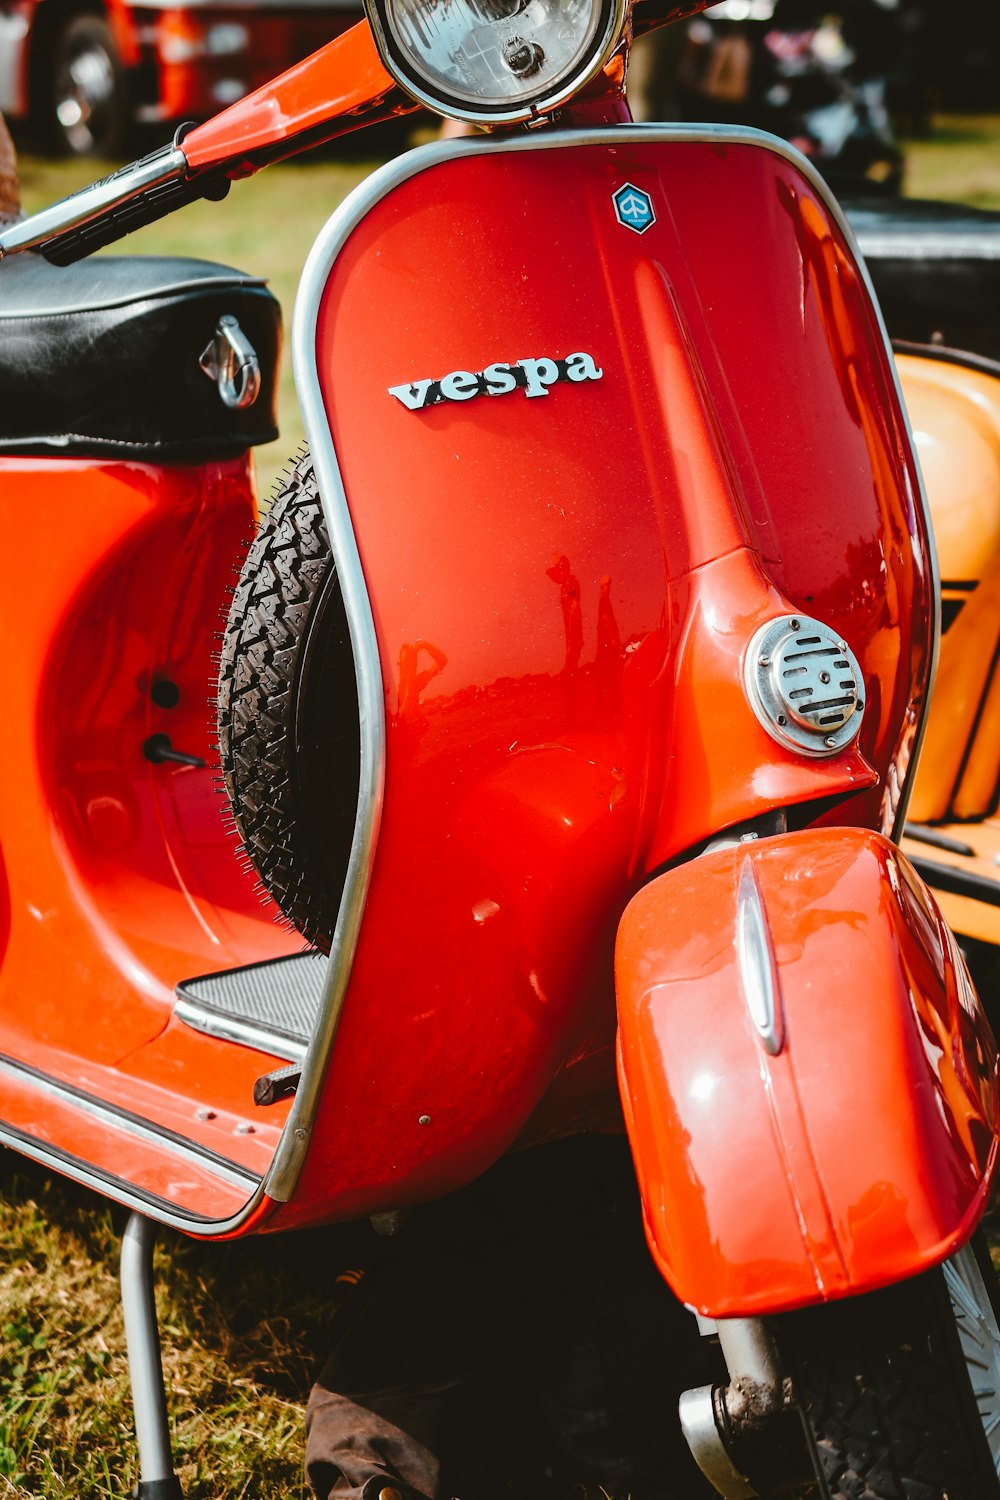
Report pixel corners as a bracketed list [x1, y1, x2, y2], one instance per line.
[388, 352, 603, 410]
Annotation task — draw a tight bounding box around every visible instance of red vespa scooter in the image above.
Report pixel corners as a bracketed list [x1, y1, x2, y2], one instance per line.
[0, 1, 997, 1495]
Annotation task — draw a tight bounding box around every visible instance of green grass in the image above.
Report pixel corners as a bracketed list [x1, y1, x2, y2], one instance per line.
[4, 111, 1000, 1499]
[0, 1159, 364, 1498]
[901, 113, 1000, 209]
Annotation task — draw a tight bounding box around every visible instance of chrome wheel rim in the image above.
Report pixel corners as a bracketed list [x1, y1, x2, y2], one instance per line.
[55, 43, 116, 153]
[945, 1243, 1000, 1469]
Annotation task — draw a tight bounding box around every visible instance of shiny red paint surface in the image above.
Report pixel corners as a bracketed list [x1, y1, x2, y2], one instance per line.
[0, 457, 300, 1211]
[268, 136, 934, 1229]
[0, 137, 938, 1236]
[616, 829, 999, 1317]
[182, 20, 408, 170]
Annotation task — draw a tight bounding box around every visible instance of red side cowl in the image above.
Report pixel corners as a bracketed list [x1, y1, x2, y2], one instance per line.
[615, 828, 1000, 1318]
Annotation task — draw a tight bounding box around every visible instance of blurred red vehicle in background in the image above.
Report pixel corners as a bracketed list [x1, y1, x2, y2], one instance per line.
[0, 0, 358, 155]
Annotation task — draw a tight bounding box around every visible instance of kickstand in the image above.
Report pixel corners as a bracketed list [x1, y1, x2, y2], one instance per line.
[120, 1213, 185, 1500]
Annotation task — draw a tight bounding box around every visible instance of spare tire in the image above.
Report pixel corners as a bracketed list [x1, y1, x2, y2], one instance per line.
[217, 450, 359, 952]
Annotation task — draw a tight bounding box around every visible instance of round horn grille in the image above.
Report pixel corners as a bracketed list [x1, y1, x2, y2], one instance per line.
[744, 615, 865, 757]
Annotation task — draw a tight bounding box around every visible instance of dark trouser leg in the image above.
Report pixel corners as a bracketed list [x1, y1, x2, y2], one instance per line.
[305, 1136, 725, 1500]
[305, 1178, 522, 1500]
[306, 1381, 453, 1500]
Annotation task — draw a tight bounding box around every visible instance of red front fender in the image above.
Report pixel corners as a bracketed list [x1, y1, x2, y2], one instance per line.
[615, 828, 1000, 1318]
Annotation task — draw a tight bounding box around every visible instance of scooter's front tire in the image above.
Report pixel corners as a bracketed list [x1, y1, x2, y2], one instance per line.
[777, 1233, 1000, 1499]
[217, 448, 357, 951]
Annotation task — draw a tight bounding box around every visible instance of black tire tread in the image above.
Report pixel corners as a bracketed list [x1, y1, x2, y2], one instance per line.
[217, 450, 356, 951]
[779, 1264, 999, 1500]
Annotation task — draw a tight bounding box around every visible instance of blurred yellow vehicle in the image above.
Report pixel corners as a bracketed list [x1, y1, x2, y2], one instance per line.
[848, 196, 1000, 991]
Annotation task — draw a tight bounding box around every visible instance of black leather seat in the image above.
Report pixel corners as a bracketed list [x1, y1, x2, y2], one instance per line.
[843, 196, 1000, 365]
[0, 252, 280, 459]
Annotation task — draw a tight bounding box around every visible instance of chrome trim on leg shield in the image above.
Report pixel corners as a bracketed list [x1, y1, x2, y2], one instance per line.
[0, 125, 934, 1234]
[268, 123, 938, 1212]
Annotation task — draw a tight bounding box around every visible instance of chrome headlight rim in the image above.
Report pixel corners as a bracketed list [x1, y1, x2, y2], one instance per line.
[363, 0, 630, 125]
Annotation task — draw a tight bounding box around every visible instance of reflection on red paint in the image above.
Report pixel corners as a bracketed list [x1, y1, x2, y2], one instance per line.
[545, 555, 584, 675]
[397, 641, 448, 719]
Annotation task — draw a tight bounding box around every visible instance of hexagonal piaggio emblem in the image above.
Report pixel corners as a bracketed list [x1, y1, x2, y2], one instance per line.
[612, 183, 655, 234]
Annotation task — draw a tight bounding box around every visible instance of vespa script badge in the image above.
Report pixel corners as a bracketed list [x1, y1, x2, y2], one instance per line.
[388, 352, 603, 411]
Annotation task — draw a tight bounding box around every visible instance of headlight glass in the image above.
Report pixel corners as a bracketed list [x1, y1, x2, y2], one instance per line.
[369, 0, 623, 119]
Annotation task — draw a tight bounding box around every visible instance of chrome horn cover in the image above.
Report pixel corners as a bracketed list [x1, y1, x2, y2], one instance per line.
[744, 614, 865, 758]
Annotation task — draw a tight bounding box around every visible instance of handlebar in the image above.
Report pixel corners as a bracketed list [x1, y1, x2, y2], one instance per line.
[0, 19, 412, 266]
[0, 0, 715, 266]
[0, 140, 233, 265]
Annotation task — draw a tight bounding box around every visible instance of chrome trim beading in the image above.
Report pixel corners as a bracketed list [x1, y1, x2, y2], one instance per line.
[0, 1055, 259, 1194]
[173, 997, 307, 1064]
[266, 123, 939, 1209]
[736, 858, 785, 1056]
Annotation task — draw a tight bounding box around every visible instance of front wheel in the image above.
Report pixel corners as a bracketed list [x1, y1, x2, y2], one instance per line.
[777, 1233, 1000, 1498]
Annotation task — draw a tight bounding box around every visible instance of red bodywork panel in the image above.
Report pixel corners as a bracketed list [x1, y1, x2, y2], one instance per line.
[0, 457, 299, 1220]
[0, 135, 938, 1243]
[268, 135, 935, 1230]
[616, 829, 1000, 1317]
[182, 20, 406, 166]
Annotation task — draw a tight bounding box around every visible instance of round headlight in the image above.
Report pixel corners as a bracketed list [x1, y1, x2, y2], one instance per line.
[364, 0, 628, 123]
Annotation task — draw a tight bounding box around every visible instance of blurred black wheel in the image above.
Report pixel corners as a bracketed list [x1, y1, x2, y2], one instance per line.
[48, 15, 126, 157]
